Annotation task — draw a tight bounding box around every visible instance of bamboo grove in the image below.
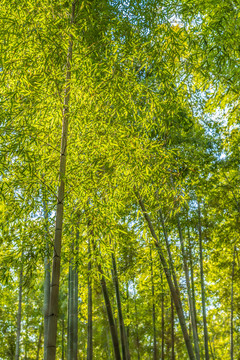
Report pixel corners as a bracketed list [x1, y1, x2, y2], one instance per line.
[0, 0, 240, 359]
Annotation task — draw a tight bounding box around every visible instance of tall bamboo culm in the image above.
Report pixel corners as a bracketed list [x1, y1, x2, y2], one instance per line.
[46, 2, 77, 359]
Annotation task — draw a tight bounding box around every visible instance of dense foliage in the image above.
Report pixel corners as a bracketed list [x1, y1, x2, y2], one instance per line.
[0, 0, 239, 359]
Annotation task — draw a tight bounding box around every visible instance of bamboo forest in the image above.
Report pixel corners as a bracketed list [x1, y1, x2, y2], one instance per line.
[0, 0, 240, 359]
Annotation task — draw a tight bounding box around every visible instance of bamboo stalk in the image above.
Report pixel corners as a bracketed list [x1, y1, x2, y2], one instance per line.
[46, 2, 77, 359]
[198, 202, 209, 360]
[136, 192, 195, 360]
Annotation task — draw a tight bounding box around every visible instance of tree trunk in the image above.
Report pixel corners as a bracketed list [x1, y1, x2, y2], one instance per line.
[111, 246, 130, 360]
[133, 283, 140, 360]
[126, 283, 130, 348]
[68, 232, 78, 360]
[43, 199, 50, 360]
[136, 192, 195, 360]
[46, 2, 76, 359]
[87, 238, 93, 360]
[171, 297, 175, 360]
[187, 225, 198, 345]
[198, 203, 209, 360]
[67, 255, 74, 360]
[150, 247, 157, 360]
[159, 208, 190, 340]
[92, 237, 121, 360]
[15, 262, 23, 360]
[158, 210, 180, 296]
[73, 231, 79, 360]
[99, 263, 122, 360]
[161, 274, 165, 360]
[230, 245, 236, 360]
[158, 208, 195, 360]
[177, 216, 200, 360]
